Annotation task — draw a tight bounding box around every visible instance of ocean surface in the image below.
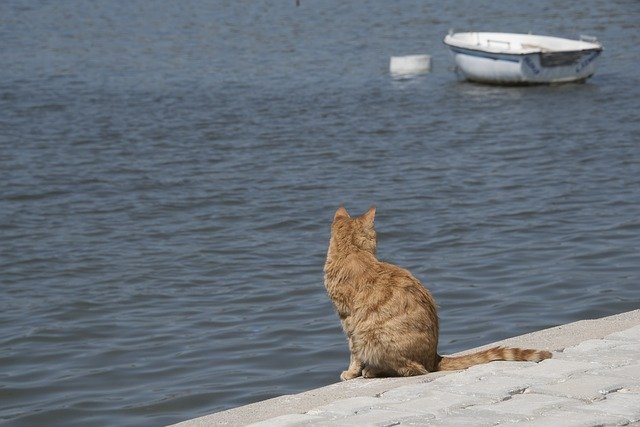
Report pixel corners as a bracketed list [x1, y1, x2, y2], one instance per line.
[1, 1, 639, 425]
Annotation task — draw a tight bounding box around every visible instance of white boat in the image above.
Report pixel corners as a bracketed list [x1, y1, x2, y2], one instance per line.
[443, 32, 603, 85]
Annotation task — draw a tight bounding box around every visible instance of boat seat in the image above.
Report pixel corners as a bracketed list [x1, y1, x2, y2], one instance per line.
[522, 43, 551, 52]
[486, 39, 520, 51]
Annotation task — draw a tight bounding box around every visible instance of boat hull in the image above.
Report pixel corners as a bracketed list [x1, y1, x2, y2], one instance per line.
[444, 33, 602, 85]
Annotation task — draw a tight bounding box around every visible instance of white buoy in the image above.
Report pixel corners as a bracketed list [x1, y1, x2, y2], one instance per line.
[389, 54, 432, 77]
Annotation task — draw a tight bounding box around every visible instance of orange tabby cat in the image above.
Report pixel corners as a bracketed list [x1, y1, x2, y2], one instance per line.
[324, 206, 552, 380]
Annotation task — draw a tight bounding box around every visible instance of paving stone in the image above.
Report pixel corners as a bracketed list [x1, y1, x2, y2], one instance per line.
[380, 382, 441, 401]
[416, 411, 510, 427]
[384, 390, 494, 416]
[564, 338, 640, 356]
[561, 339, 639, 367]
[597, 363, 640, 381]
[330, 409, 433, 427]
[428, 371, 542, 399]
[248, 413, 326, 426]
[507, 357, 597, 381]
[470, 392, 580, 417]
[605, 324, 640, 341]
[305, 396, 392, 418]
[612, 341, 640, 353]
[562, 339, 618, 355]
[503, 409, 627, 427]
[462, 360, 538, 377]
[575, 390, 640, 421]
[530, 375, 634, 402]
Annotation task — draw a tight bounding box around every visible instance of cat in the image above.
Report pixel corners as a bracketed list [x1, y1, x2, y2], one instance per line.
[323, 206, 552, 380]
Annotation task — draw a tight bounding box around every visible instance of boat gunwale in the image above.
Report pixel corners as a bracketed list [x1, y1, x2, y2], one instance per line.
[444, 44, 603, 63]
[443, 32, 603, 56]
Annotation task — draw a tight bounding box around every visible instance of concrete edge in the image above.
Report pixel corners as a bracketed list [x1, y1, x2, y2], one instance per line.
[171, 309, 640, 426]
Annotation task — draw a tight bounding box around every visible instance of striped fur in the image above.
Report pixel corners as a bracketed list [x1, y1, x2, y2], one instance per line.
[437, 346, 552, 371]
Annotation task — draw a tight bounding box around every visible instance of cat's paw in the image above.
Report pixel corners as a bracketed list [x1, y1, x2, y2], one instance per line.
[362, 366, 380, 378]
[340, 370, 361, 381]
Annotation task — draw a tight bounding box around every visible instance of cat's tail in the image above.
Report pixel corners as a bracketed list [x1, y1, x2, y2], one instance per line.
[436, 346, 552, 371]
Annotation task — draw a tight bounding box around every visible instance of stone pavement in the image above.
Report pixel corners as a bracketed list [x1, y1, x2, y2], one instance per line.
[173, 310, 640, 427]
[248, 324, 640, 426]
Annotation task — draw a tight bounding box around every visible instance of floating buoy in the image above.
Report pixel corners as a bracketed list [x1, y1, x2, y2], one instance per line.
[389, 54, 432, 77]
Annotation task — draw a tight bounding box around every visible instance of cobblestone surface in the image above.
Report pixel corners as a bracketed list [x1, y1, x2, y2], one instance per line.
[248, 325, 640, 426]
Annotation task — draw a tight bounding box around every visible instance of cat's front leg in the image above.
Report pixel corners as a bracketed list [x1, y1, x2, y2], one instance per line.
[340, 350, 363, 380]
[340, 333, 363, 380]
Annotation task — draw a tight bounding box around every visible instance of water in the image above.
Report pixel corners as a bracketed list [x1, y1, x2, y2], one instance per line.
[1, 1, 639, 425]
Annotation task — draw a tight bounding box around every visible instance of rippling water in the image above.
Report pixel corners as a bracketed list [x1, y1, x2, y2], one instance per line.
[1, 1, 639, 425]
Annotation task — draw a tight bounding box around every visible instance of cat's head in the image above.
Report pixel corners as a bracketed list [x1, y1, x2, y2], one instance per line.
[329, 206, 377, 255]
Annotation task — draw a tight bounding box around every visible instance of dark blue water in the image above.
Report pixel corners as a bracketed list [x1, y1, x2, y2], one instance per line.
[1, 1, 639, 426]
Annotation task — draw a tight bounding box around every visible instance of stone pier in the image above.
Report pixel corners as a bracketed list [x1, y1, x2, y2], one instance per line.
[172, 309, 640, 426]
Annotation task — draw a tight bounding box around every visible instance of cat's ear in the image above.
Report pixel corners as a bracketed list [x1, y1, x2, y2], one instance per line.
[334, 206, 350, 220]
[362, 206, 376, 228]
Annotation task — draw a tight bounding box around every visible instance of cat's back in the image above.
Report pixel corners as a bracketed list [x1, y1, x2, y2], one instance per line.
[362, 260, 437, 313]
[377, 260, 430, 292]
